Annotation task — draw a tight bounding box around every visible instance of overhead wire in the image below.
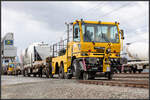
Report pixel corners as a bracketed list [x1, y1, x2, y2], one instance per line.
[81, 2, 105, 15]
[55, 2, 146, 45]
[100, 3, 131, 18]
[78, 2, 131, 21]
[78, 2, 107, 19]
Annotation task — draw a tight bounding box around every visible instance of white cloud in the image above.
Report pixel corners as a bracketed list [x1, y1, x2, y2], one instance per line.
[124, 31, 149, 44]
[2, 1, 149, 58]
[2, 7, 63, 56]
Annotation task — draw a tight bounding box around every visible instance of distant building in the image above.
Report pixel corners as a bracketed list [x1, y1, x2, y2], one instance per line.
[1, 32, 17, 67]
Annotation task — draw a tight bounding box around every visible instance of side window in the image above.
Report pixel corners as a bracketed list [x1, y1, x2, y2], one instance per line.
[86, 26, 94, 41]
[110, 26, 119, 42]
[73, 24, 80, 42]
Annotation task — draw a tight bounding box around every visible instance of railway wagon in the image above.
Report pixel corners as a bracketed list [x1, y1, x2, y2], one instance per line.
[21, 42, 52, 77]
[115, 42, 149, 73]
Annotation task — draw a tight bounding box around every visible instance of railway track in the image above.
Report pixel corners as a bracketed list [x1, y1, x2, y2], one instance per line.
[78, 73, 149, 88]
[113, 73, 149, 78]
[115, 72, 149, 75]
[78, 79, 149, 89]
[7, 73, 149, 89]
[113, 76, 149, 78]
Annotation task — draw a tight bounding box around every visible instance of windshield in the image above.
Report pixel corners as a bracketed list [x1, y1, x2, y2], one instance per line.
[82, 23, 119, 43]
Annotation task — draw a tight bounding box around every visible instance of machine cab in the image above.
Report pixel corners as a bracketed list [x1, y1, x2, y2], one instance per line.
[72, 19, 124, 58]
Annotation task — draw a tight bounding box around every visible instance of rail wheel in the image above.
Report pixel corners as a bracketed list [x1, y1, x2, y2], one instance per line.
[59, 64, 64, 79]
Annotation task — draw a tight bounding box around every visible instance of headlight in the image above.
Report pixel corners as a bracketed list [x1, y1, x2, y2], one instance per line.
[106, 48, 111, 53]
[108, 48, 111, 52]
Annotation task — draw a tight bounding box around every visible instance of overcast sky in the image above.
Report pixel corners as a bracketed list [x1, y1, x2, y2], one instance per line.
[1, 1, 149, 58]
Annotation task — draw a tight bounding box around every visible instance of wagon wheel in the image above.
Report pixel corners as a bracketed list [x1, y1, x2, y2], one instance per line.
[64, 72, 72, 79]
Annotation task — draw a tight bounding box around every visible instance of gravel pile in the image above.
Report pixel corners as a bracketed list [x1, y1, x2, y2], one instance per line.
[1, 76, 149, 99]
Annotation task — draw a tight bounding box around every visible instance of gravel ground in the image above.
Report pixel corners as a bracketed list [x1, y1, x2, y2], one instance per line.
[1, 75, 149, 99]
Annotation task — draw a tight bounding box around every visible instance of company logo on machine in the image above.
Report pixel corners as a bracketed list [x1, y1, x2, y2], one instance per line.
[5, 40, 13, 45]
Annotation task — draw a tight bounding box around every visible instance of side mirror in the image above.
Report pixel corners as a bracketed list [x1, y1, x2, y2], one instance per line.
[74, 28, 79, 38]
[120, 29, 124, 39]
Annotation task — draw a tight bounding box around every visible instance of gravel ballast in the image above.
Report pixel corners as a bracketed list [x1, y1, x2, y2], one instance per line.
[1, 75, 149, 99]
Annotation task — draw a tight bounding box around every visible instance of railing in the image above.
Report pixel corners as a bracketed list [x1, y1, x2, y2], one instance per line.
[50, 39, 68, 57]
[50, 23, 73, 58]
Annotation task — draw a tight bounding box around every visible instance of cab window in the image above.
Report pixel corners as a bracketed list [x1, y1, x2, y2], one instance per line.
[73, 24, 80, 42]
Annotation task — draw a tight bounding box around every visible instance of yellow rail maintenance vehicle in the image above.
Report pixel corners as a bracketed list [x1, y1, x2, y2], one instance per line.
[7, 62, 15, 75]
[50, 19, 124, 80]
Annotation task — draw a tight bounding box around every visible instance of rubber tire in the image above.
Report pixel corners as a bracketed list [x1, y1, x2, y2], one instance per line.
[49, 63, 53, 78]
[45, 67, 50, 78]
[83, 72, 89, 80]
[73, 60, 82, 79]
[59, 64, 64, 79]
